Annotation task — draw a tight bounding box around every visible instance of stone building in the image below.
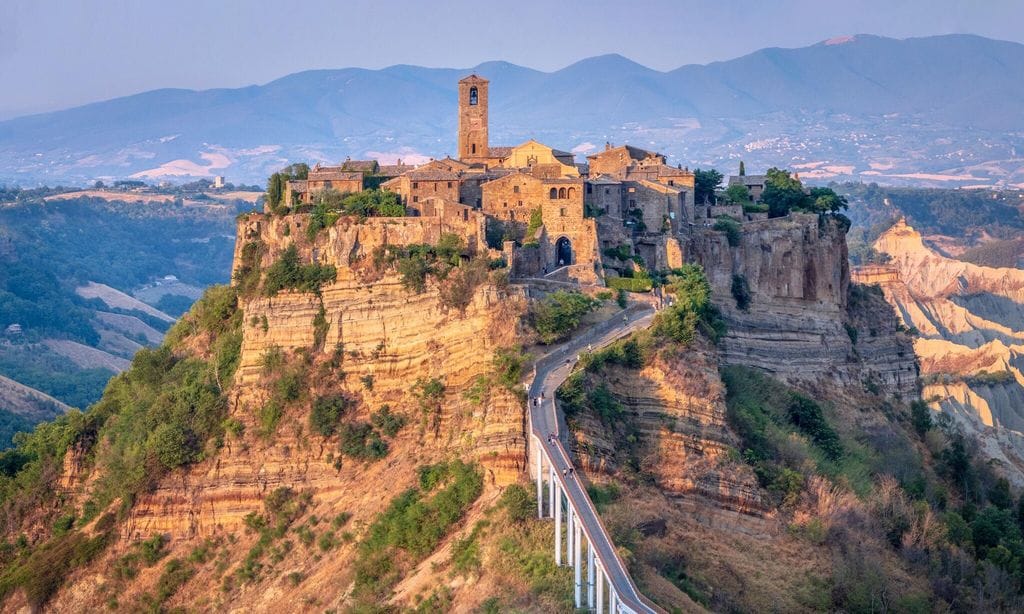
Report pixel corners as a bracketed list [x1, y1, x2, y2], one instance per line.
[457, 75, 511, 167]
[587, 144, 665, 175]
[286, 164, 364, 204]
[728, 174, 767, 202]
[500, 140, 579, 177]
[381, 168, 461, 210]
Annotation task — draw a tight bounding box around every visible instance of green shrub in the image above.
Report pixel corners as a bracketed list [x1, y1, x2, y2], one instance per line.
[530, 291, 600, 344]
[263, 244, 337, 296]
[492, 346, 527, 391]
[353, 461, 483, 600]
[339, 422, 388, 460]
[713, 216, 741, 247]
[500, 484, 534, 523]
[310, 394, 351, 436]
[730, 274, 751, 311]
[607, 276, 653, 293]
[370, 406, 406, 438]
[653, 265, 724, 344]
[139, 534, 169, 566]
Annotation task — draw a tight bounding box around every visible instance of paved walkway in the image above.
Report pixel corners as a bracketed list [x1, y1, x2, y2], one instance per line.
[527, 303, 661, 614]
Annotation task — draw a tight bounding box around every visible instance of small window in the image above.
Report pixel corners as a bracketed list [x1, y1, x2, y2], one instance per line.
[469, 86, 478, 105]
[560, 208, 566, 217]
[433, 183, 437, 191]
[412, 182, 419, 189]
[605, 188, 610, 195]
[558, 187, 566, 199]
[668, 180, 674, 186]
[513, 185, 520, 193]
[447, 181, 453, 188]
[549, 188, 557, 199]
[586, 184, 592, 194]
[628, 187, 636, 193]
[629, 199, 636, 207]
[413, 196, 419, 203]
[471, 143, 476, 154]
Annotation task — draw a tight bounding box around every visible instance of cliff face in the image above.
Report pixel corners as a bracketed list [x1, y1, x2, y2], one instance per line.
[865, 218, 1024, 482]
[569, 340, 765, 517]
[120, 215, 528, 542]
[691, 213, 917, 400]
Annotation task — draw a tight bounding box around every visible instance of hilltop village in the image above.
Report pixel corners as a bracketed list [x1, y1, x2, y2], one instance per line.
[272, 74, 771, 287]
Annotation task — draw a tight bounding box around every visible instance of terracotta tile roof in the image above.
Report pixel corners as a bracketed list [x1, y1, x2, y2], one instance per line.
[406, 170, 461, 181]
[287, 180, 308, 191]
[340, 159, 379, 173]
[459, 74, 489, 84]
[488, 146, 513, 157]
[378, 164, 415, 177]
[308, 168, 363, 182]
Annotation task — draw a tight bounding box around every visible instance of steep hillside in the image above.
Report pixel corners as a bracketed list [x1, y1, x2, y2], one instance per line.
[857, 218, 1024, 482]
[0, 208, 617, 612]
[565, 216, 1024, 612]
[2, 35, 1022, 186]
[0, 194, 248, 445]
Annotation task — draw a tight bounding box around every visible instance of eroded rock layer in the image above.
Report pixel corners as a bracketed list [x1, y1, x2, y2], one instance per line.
[862, 218, 1024, 482]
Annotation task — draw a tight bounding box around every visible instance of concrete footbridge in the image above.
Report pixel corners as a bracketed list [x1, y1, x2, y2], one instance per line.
[526, 303, 662, 614]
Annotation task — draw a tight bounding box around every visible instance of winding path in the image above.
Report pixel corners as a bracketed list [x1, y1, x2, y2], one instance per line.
[526, 302, 662, 613]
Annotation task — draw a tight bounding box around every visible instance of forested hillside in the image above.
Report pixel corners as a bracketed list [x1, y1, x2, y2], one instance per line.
[0, 193, 249, 446]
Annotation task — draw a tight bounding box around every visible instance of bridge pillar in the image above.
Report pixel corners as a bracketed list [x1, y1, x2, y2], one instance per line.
[554, 484, 562, 566]
[610, 588, 618, 613]
[573, 517, 583, 608]
[548, 465, 556, 518]
[567, 508, 574, 566]
[535, 443, 544, 518]
[587, 542, 595, 608]
[596, 561, 604, 613]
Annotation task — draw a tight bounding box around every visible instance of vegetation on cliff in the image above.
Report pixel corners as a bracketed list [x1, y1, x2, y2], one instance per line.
[529, 290, 600, 344]
[723, 365, 1024, 611]
[0, 284, 243, 609]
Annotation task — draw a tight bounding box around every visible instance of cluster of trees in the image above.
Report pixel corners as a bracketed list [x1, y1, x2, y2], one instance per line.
[653, 264, 724, 345]
[0, 284, 243, 611]
[720, 363, 1024, 610]
[530, 290, 600, 344]
[262, 245, 337, 296]
[761, 168, 848, 218]
[352, 461, 483, 605]
[265, 163, 310, 210]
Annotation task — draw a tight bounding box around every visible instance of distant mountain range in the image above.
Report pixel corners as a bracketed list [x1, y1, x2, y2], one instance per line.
[1, 34, 1023, 188]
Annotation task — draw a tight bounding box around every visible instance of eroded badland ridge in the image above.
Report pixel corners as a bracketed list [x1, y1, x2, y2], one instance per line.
[2, 73, 1022, 613]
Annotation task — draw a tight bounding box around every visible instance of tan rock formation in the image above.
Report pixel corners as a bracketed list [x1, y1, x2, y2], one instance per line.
[691, 213, 917, 399]
[868, 217, 1024, 482]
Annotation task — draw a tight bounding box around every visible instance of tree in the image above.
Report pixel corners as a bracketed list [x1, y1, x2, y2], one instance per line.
[693, 168, 723, 205]
[725, 183, 751, 205]
[761, 167, 808, 218]
[739, 161, 746, 176]
[808, 187, 849, 213]
[910, 400, 932, 438]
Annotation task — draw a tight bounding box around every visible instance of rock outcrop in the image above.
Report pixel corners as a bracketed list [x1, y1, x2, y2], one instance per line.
[691, 213, 917, 400]
[863, 218, 1024, 482]
[120, 214, 529, 540]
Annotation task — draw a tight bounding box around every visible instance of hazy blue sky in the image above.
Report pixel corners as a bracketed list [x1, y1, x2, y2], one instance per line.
[2, 0, 1022, 119]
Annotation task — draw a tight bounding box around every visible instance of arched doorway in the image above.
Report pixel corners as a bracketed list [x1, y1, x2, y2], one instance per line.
[556, 236, 572, 267]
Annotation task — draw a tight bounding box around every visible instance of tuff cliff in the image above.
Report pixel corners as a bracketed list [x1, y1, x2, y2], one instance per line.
[6, 212, 552, 613]
[859, 218, 1024, 482]
[690, 212, 918, 400]
[562, 213, 929, 611]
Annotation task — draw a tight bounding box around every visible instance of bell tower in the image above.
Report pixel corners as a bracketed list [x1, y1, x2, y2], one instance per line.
[458, 75, 488, 160]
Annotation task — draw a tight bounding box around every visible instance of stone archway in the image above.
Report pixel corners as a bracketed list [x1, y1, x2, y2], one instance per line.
[556, 236, 572, 267]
